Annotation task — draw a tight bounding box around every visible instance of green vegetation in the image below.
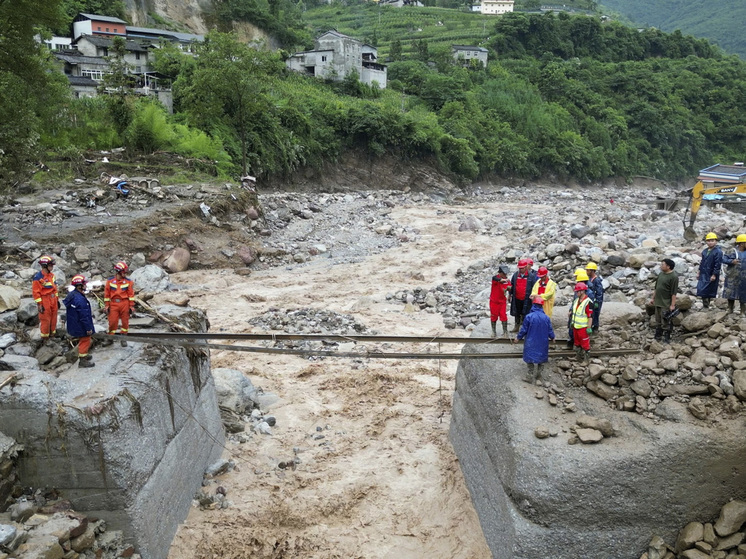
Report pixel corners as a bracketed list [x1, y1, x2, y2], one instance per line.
[599, 0, 746, 59]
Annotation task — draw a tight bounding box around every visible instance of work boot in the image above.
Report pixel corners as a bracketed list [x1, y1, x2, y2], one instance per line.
[728, 300, 735, 313]
[502, 322, 509, 338]
[491, 321, 497, 337]
[511, 320, 521, 333]
[575, 347, 583, 362]
[741, 303, 746, 316]
[536, 363, 545, 381]
[120, 338, 128, 347]
[583, 350, 591, 364]
[565, 338, 574, 350]
[654, 327, 663, 341]
[523, 363, 535, 383]
[79, 356, 95, 368]
[702, 298, 710, 309]
[663, 330, 671, 344]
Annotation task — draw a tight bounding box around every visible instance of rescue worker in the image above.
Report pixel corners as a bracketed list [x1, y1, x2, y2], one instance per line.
[514, 295, 555, 383]
[63, 275, 95, 368]
[510, 259, 537, 332]
[489, 264, 512, 337]
[566, 269, 591, 349]
[651, 258, 679, 343]
[585, 262, 605, 332]
[570, 282, 593, 363]
[104, 261, 136, 346]
[722, 235, 746, 314]
[32, 255, 59, 342]
[530, 266, 557, 317]
[696, 232, 722, 309]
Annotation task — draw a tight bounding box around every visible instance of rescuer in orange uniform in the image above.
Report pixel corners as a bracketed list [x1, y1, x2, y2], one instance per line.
[32, 255, 59, 342]
[104, 261, 136, 346]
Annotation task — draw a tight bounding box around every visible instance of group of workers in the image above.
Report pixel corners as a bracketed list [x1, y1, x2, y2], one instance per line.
[696, 232, 746, 315]
[32, 257, 136, 368]
[489, 259, 605, 381]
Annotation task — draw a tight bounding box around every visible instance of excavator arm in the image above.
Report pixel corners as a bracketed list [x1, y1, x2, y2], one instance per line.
[683, 181, 746, 240]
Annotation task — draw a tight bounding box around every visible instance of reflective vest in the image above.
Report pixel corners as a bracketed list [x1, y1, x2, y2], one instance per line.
[571, 297, 590, 329]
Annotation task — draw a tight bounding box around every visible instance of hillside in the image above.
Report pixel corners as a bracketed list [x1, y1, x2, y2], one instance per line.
[599, 0, 746, 58]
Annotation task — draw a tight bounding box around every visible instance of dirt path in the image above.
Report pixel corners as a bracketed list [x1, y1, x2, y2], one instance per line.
[167, 203, 499, 558]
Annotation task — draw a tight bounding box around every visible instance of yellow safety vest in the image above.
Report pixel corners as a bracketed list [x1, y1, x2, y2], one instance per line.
[571, 297, 590, 329]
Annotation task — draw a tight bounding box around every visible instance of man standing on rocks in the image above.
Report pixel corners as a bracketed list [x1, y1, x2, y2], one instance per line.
[585, 262, 604, 332]
[514, 295, 555, 383]
[63, 275, 95, 368]
[570, 282, 593, 362]
[697, 232, 722, 309]
[722, 234, 746, 314]
[105, 261, 135, 346]
[32, 255, 59, 343]
[530, 266, 557, 317]
[489, 264, 511, 337]
[510, 259, 537, 332]
[652, 258, 679, 343]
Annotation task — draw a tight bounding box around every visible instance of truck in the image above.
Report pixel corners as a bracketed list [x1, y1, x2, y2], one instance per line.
[683, 163, 746, 241]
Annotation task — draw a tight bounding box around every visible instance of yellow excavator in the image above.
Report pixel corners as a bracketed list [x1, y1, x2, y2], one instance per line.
[683, 164, 746, 241]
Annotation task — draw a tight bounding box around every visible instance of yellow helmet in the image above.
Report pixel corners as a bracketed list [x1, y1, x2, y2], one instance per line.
[575, 270, 589, 281]
[705, 232, 718, 240]
[737, 234, 746, 244]
[585, 262, 598, 270]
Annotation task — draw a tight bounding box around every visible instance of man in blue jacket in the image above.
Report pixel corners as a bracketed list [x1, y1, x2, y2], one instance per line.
[514, 296, 555, 383]
[697, 232, 722, 309]
[63, 274, 95, 368]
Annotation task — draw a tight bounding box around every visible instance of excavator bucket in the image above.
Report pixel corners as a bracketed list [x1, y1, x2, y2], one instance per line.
[683, 226, 698, 242]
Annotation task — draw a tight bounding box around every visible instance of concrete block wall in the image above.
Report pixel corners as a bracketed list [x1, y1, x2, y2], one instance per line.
[0, 340, 224, 559]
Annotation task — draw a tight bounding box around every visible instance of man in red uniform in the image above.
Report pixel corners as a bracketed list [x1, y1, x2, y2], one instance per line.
[32, 255, 58, 342]
[489, 264, 511, 337]
[510, 259, 537, 332]
[104, 261, 136, 346]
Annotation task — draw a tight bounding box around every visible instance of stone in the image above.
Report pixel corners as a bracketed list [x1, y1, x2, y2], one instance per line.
[675, 522, 704, 553]
[718, 338, 743, 361]
[0, 286, 21, 313]
[70, 525, 95, 552]
[586, 380, 620, 401]
[237, 246, 257, 266]
[606, 253, 626, 267]
[0, 354, 39, 371]
[0, 333, 16, 350]
[13, 535, 64, 559]
[734, 371, 746, 402]
[704, 523, 718, 546]
[571, 225, 591, 239]
[73, 246, 91, 263]
[534, 426, 550, 439]
[459, 216, 484, 232]
[677, 294, 693, 311]
[9, 501, 37, 523]
[715, 500, 746, 537]
[601, 373, 618, 386]
[681, 312, 719, 332]
[631, 380, 653, 398]
[715, 532, 744, 550]
[162, 247, 191, 273]
[588, 364, 605, 381]
[576, 415, 614, 437]
[708, 323, 726, 338]
[16, 298, 39, 323]
[680, 549, 710, 559]
[575, 428, 603, 444]
[0, 524, 16, 547]
[212, 368, 256, 414]
[660, 358, 678, 372]
[648, 535, 667, 559]
[34, 345, 57, 366]
[130, 265, 169, 293]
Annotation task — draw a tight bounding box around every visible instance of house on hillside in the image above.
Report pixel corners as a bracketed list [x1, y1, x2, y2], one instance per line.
[480, 0, 514, 15]
[286, 30, 387, 89]
[452, 45, 488, 67]
[72, 13, 127, 40]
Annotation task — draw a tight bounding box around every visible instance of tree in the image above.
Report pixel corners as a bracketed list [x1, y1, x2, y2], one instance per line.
[389, 38, 402, 62]
[0, 0, 68, 187]
[179, 32, 285, 176]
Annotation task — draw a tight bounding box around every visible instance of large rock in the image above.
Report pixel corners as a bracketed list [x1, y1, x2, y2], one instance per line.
[0, 286, 21, 312]
[681, 312, 720, 333]
[162, 247, 191, 273]
[718, 337, 743, 362]
[130, 265, 170, 293]
[734, 370, 746, 402]
[714, 500, 746, 537]
[212, 368, 257, 414]
[16, 298, 39, 323]
[449, 325, 746, 559]
[675, 522, 704, 553]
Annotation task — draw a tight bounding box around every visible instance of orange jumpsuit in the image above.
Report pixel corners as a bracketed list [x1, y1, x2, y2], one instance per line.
[104, 276, 135, 335]
[32, 269, 58, 338]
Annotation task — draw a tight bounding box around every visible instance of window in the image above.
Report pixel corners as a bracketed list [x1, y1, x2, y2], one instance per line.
[97, 26, 101, 31]
[135, 52, 141, 60]
[135, 66, 141, 73]
[101, 47, 109, 56]
[81, 69, 105, 81]
[106, 28, 109, 32]
[321, 55, 327, 62]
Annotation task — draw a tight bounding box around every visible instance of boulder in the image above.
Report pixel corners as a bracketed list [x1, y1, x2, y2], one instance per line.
[130, 265, 170, 293]
[675, 522, 704, 553]
[212, 368, 257, 414]
[237, 246, 257, 266]
[718, 337, 743, 361]
[714, 500, 746, 537]
[0, 286, 21, 312]
[586, 380, 620, 401]
[571, 225, 591, 239]
[16, 298, 39, 323]
[734, 370, 746, 402]
[631, 380, 652, 398]
[575, 415, 615, 437]
[162, 247, 191, 273]
[681, 312, 718, 333]
[459, 216, 484, 232]
[680, 549, 710, 559]
[73, 246, 91, 263]
[575, 428, 603, 444]
[155, 305, 209, 333]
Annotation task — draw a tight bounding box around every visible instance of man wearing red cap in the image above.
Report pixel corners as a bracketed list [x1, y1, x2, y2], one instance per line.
[514, 295, 555, 383]
[530, 266, 557, 317]
[510, 259, 537, 332]
[105, 261, 136, 346]
[489, 264, 512, 337]
[570, 282, 594, 362]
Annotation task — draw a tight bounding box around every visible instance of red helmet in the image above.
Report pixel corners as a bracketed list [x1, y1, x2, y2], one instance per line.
[532, 295, 545, 305]
[526, 259, 534, 267]
[39, 255, 55, 266]
[517, 259, 528, 267]
[537, 266, 548, 277]
[114, 261, 128, 272]
[574, 282, 588, 292]
[71, 274, 87, 286]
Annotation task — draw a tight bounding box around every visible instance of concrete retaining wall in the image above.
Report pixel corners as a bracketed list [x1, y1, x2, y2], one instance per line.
[0, 341, 224, 559]
[449, 322, 746, 559]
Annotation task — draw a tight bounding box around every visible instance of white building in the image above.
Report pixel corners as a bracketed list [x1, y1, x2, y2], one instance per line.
[452, 45, 489, 67]
[481, 0, 514, 15]
[286, 30, 387, 89]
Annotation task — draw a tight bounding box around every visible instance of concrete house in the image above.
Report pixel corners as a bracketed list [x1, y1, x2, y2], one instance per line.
[72, 13, 127, 40]
[452, 45, 489, 67]
[480, 0, 514, 15]
[286, 30, 387, 89]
